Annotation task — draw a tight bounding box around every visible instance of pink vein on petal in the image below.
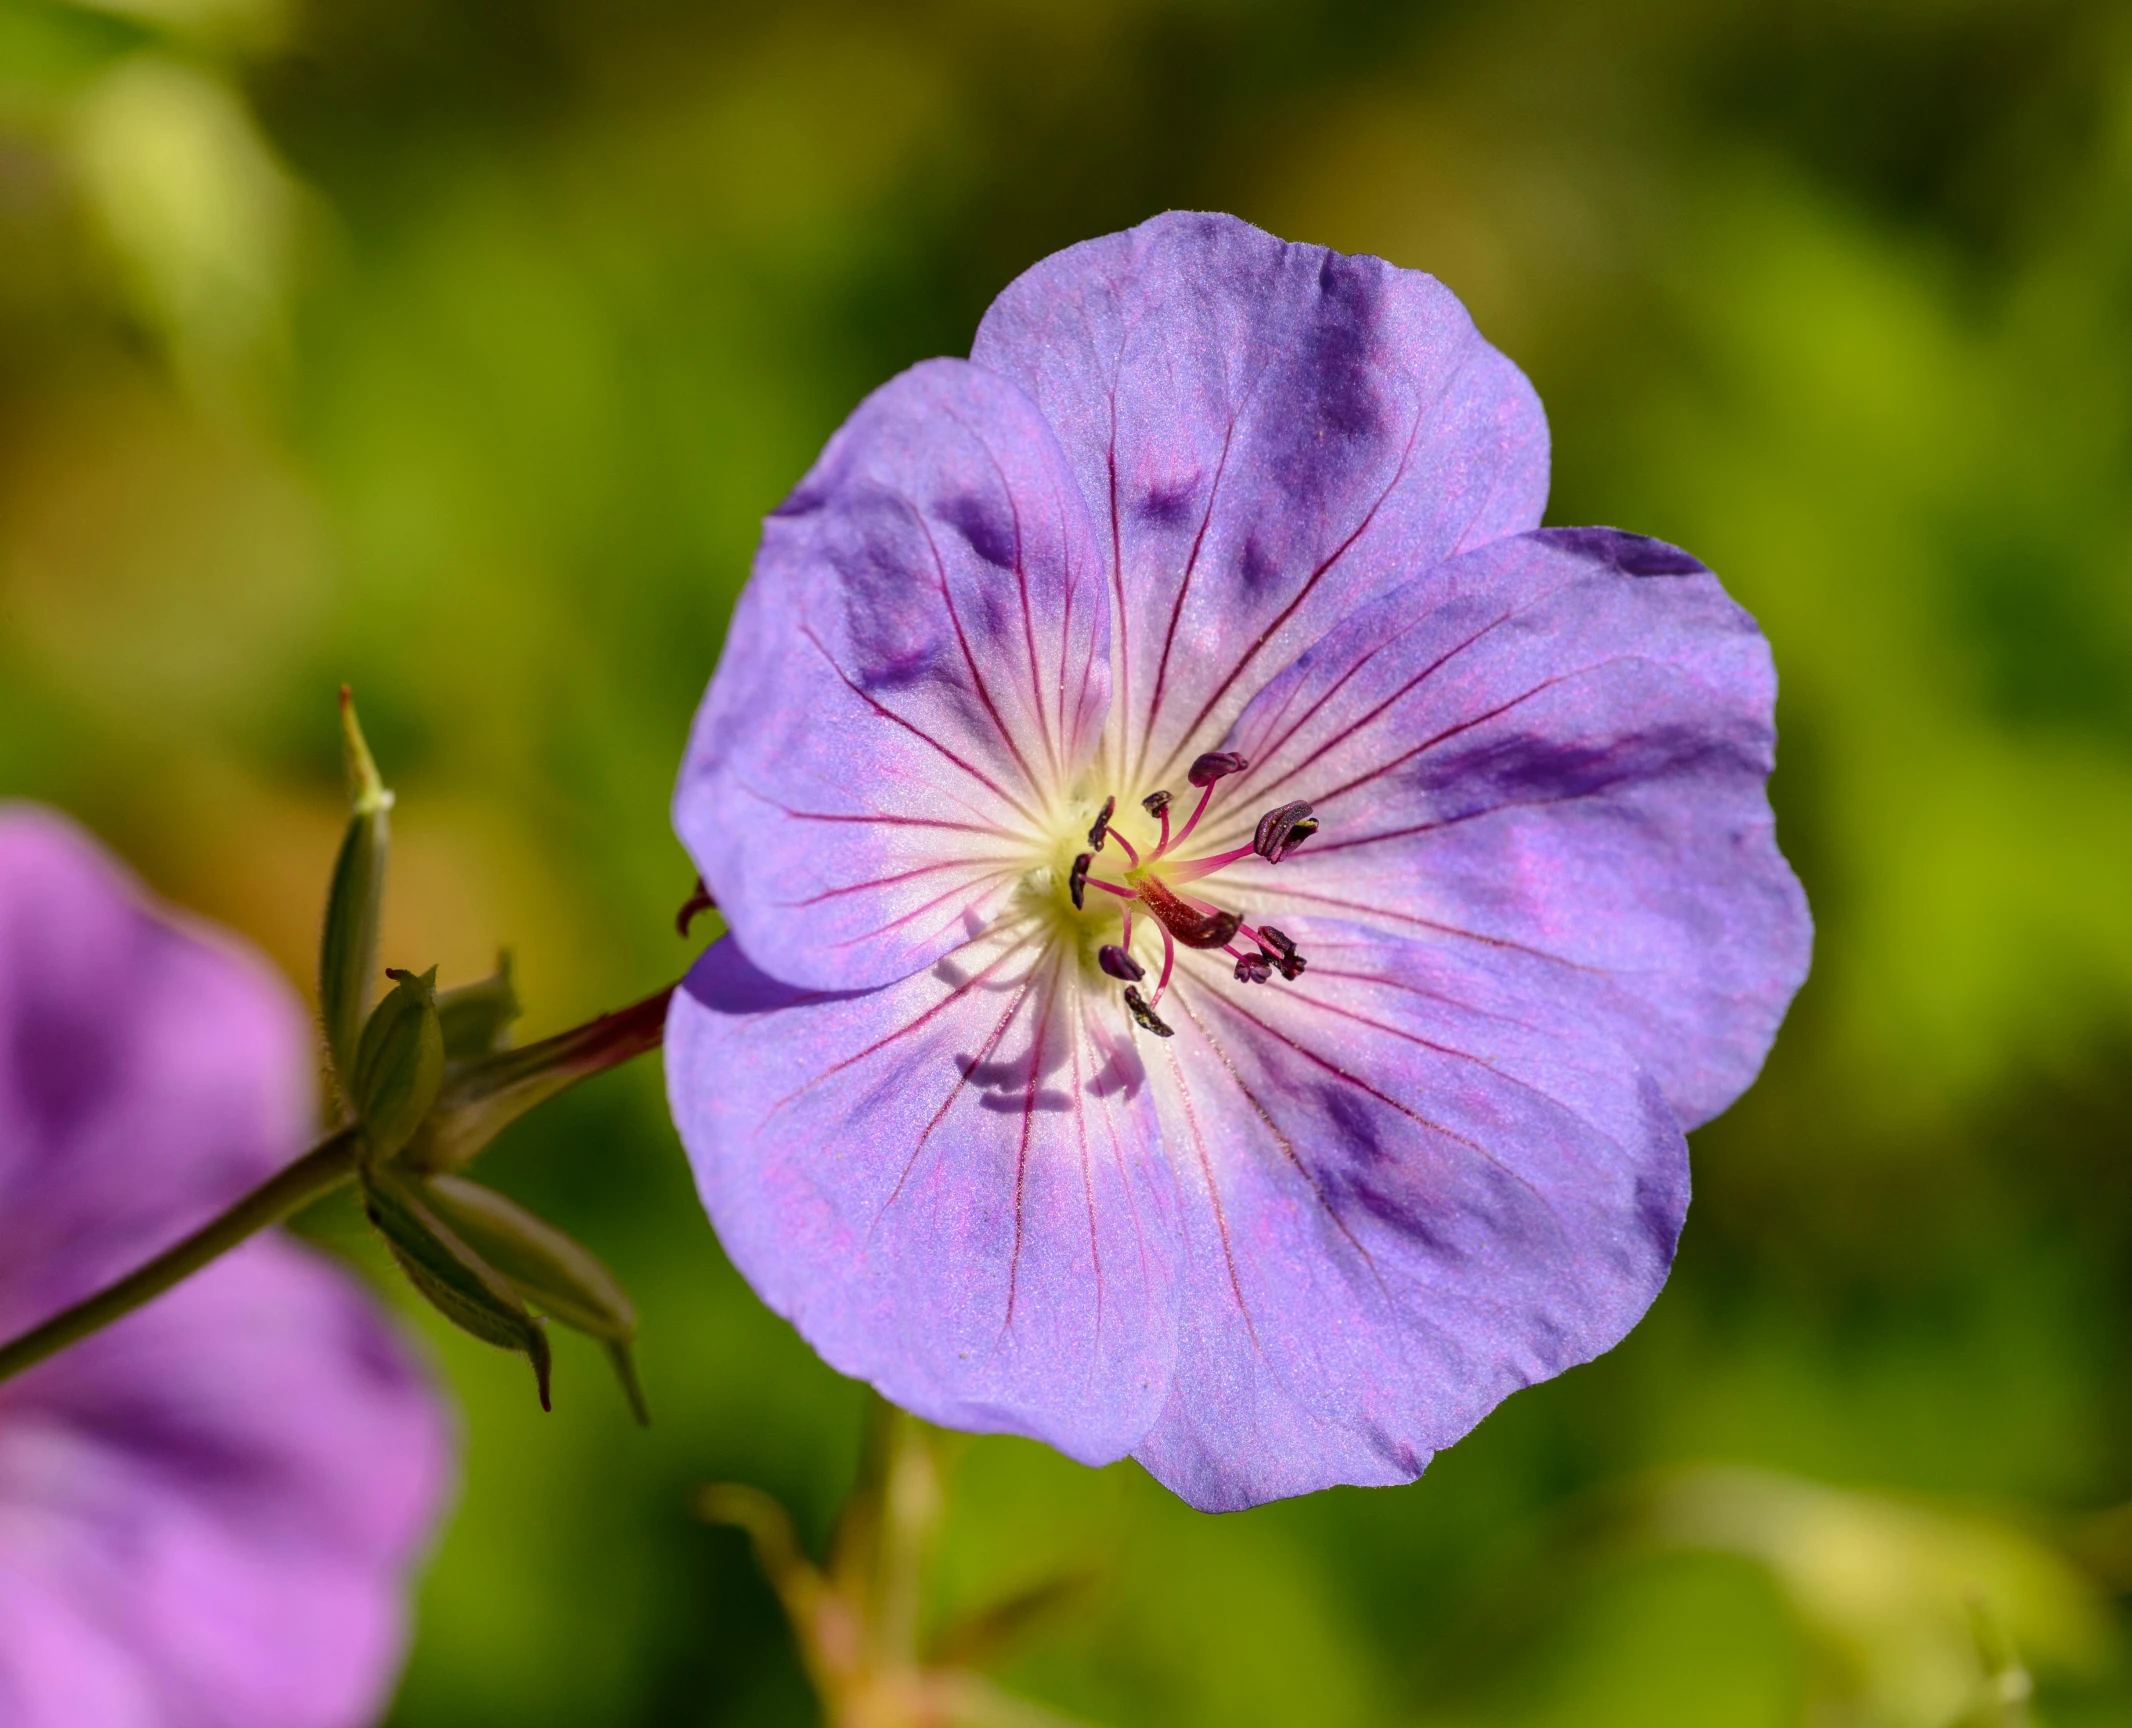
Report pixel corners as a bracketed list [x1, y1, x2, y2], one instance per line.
[786, 855, 1025, 907]
[1004, 968, 1062, 1330]
[909, 503, 1048, 799]
[1171, 983, 1388, 1298]
[881, 962, 1045, 1221]
[1309, 659, 1638, 810]
[1243, 571, 1589, 805]
[1152, 391, 1434, 786]
[766, 935, 1040, 1121]
[938, 399, 1061, 782]
[797, 621, 1041, 826]
[824, 872, 1021, 952]
[1157, 1028, 1259, 1351]
[1137, 405, 1246, 791]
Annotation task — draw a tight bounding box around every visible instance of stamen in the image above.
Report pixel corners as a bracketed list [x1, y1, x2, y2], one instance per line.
[1069, 852, 1091, 910]
[1150, 923, 1176, 1008]
[1087, 796, 1116, 851]
[1169, 753, 1248, 855]
[1255, 923, 1308, 981]
[1232, 950, 1272, 984]
[1187, 752, 1249, 787]
[1142, 788, 1172, 852]
[1252, 800, 1319, 863]
[1123, 985, 1175, 1038]
[1170, 784, 1216, 852]
[1098, 944, 1145, 981]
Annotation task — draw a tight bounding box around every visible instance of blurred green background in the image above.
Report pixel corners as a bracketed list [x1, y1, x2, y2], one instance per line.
[4, 0, 2132, 1721]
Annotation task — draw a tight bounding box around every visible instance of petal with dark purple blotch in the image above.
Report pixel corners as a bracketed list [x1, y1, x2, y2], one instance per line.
[1129, 919, 1687, 1511]
[666, 931, 1181, 1462]
[1203, 528, 1811, 1130]
[972, 211, 1548, 790]
[674, 361, 1111, 993]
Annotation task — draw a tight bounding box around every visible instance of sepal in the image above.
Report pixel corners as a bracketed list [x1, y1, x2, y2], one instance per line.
[351, 966, 445, 1163]
[437, 950, 521, 1060]
[421, 1173, 648, 1424]
[360, 1166, 552, 1410]
[406, 988, 669, 1173]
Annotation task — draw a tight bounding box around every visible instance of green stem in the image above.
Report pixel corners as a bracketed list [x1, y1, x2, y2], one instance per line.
[0, 1127, 362, 1389]
[0, 980, 678, 1390]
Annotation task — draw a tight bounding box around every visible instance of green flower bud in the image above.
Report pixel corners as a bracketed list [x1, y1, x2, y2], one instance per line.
[350, 966, 444, 1163]
[435, 949, 521, 1060]
[422, 1174, 647, 1424]
[409, 987, 669, 1174]
[319, 688, 394, 1088]
[361, 1167, 551, 1410]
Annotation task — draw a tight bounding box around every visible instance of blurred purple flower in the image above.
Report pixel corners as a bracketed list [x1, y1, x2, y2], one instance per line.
[0, 808, 453, 1724]
[668, 212, 1810, 1511]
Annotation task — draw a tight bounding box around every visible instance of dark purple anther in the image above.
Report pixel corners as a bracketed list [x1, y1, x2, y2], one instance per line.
[1141, 789, 1172, 818]
[1187, 752, 1249, 788]
[1098, 944, 1145, 981]
[1233, 952, 1271, 984]
[1252, 801, 1319, 863]
[1068, 852, 1092, 911]
[1256, 924, 1308, 980]
[1122, 986, 1175, 1038]
[1087, 796, 1116, 851]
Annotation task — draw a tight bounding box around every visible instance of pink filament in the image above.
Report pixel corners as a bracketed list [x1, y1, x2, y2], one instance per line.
[1166, 781, 1219, 854]
[1149, 923, 1177, 1009]
[1159, 842, 1256, 884]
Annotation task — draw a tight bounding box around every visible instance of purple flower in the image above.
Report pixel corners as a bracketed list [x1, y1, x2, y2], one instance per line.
[667, 213, 1810, 1511]
[0, 807, 453, 1723]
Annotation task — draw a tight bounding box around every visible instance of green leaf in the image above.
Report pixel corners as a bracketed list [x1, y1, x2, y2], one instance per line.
[350, 965, 445, 1163]
[361, 1167, 551, 1411]
[436, 950, 522, 1060]
[318, 687, 394, 1088]
[423, 1173, 647, 1424]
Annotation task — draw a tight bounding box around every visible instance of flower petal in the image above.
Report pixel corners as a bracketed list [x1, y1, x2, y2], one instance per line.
[1205, 528, 1812, 1130]
[675, 360, 1111, 992]
[0, 804, 452, 1727]
[0, 1242, 454, 1728]
[971, 211, 1548, 793]
[1130, 919, 1687, 1512]
[0, 807, 312, 1319]
[667, 931, 1180, 1462]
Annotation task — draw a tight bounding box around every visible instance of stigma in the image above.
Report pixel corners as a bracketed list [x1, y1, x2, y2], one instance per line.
[1071, 751, 1319, 1038]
